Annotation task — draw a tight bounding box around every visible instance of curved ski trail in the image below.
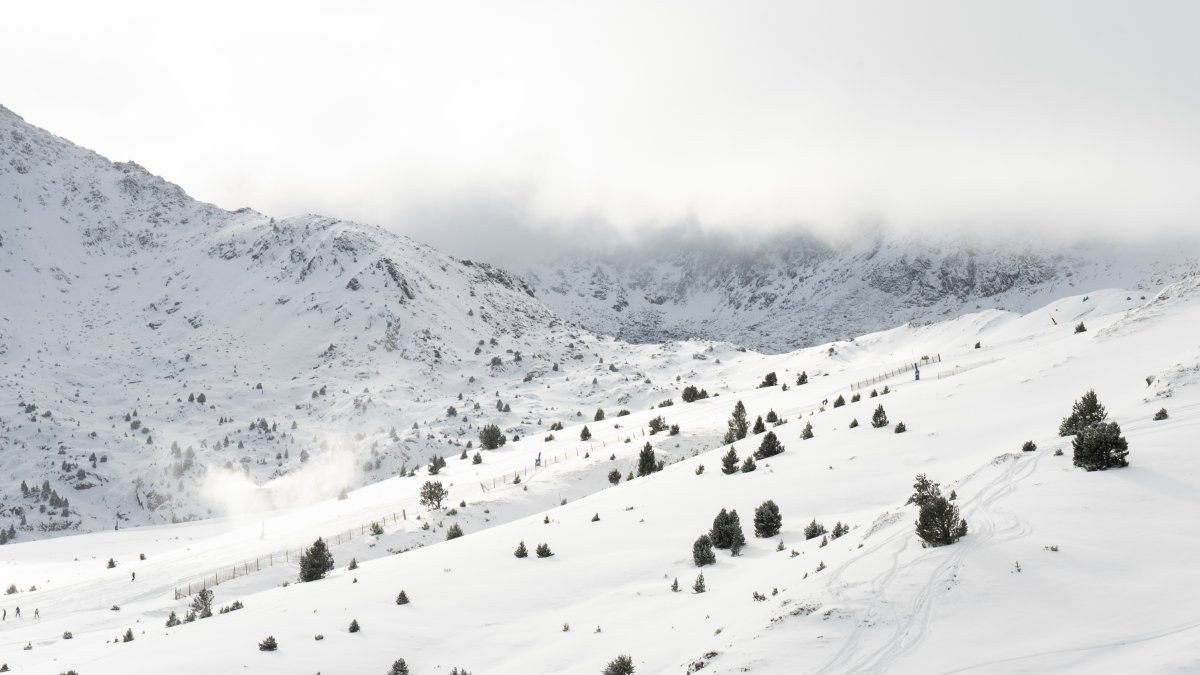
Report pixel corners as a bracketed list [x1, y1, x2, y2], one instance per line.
[816, 451, 1042, 674]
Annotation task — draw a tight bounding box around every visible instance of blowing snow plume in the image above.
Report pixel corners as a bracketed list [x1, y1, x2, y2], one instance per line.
[199, 446, 361, 520]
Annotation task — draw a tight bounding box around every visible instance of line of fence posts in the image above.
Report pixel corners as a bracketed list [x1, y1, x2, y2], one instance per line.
[849, 354, 941, 391]
[173, 515, 407, 599]
[175, 442, 598, 599]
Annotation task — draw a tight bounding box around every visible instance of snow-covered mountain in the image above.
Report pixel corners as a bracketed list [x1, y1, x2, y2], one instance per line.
[0, 105, 753, 537]
[3, 277, 1199, 674]
[5, 104, 1200, 675]
[523, 233, 1198, 352]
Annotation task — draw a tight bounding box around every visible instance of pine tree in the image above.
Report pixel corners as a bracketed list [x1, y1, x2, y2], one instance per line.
[396, 590, 410, 604]
[595, 408, 606, 421]
[1075, 321, 1087, 333]
[721, 447, 739, 474]
[754, 431, 785, 459]
[478, 424, 506, 450]
[894, 422, 907, 434]
[915, 496, 968, 547]
[741, 455, 757, 472]
[607, 469, 622, 485]
[871, 405, 888, 428]
[636, 443, 657, 477]
[389, 659, 411, 675]
[851, 393, 861, 403]
[801, 421, 814, 439]
[797, 371, 808, 385]
[1153, 408, 1168, 421]
[1059, 390, 1108, 436]
[692, 534, 716, 566]
[298, 537, 334, 582]
[833, 395, 845, 408]
[752, 416, 766, 434]
[427, 454, 447, 475]
[446, 523, 464, 540]
[258, 635, 277, 651]
[122, 628, 134, 642]
[419, 481, 448, 509]
[693, 572, 706, 593]
[728, 401, 749, 441]
[536, 543, 553, 558]
[804, 519, 827, 540]
[848, 418, 859, 429]
[765, 409, 778, 423]
[580, 425, 592, 441]
[709, 509, 732, 548]
[710, 509, 746, 552]
[603, 654, 636, 675]
[907, 474, 941, 508]
[759, 372, 778, 388]
[671, 577, 680, 592]
[753, 500, 782, 538]
[1072, 421, 1129, 471]
[189, 588, 214, 618]
[349, 619, 360, 633]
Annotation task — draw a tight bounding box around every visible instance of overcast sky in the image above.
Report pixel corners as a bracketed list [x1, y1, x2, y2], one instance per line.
[2, 1, 1198, 260]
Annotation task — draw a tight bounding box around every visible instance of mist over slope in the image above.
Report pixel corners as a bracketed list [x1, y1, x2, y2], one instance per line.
[2, 278, 1199, 673]
[521, 231, 1198, 353]
[0, 105, 750, 537]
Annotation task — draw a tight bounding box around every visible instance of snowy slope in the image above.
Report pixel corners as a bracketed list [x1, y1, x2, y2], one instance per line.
[523, 234, 1199, 353]
[2, 280, 1199, 673]
[0, 105, 755, 537]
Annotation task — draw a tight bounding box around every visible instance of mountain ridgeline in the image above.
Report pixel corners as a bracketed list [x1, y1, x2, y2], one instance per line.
[523, 235, 1196, 352]
[0, 104, 652, 535]
[0, 103, 1195, 537]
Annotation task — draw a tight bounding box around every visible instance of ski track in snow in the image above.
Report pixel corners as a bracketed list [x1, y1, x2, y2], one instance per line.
[4, 105, 1200, 674]
[817, 451, 1042, 675]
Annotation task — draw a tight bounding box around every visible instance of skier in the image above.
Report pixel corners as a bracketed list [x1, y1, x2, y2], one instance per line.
[3, 608, 6, 620]
[14, 606, 19, 618]
[33, 608, 38, 619]
[131, 571, 136, 582]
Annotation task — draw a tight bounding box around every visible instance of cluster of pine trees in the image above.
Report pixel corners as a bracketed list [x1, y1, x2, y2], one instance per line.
[1059, 390, 1129, 471]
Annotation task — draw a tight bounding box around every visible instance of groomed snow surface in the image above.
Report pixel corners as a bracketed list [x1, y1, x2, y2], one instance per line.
[3, 283, 1200, 674]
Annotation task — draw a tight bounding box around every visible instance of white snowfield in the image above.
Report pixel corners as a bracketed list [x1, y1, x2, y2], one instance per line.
[2, 278, 1199, 674]
[0, 103, 753, 535]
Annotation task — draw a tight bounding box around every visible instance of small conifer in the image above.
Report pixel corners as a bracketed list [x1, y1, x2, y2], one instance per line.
[871, 405, 888, 428]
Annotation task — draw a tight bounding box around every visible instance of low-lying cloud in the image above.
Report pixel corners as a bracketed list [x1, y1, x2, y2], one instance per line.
[3, 1, 1198, 261]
